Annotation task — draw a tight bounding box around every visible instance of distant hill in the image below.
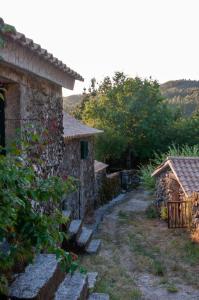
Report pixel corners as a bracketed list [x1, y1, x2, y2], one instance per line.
[63, 79, 199, 116]
[63, 94, 84, 113]
[160, 79, 199, 116]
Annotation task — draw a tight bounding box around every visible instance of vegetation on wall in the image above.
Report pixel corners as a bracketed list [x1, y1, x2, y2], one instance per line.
[0, 134, 77, 295]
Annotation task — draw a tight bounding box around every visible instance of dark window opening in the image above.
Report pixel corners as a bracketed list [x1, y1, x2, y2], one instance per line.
[80, 141, 88, 159]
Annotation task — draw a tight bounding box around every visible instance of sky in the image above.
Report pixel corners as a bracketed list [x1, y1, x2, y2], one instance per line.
[1, 0, 199, 96]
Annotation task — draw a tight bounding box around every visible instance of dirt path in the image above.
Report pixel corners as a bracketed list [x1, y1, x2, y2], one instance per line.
[81, 189, 199, 300]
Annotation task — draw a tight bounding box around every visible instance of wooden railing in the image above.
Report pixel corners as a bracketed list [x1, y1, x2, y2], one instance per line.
[167, 201, 192, 228]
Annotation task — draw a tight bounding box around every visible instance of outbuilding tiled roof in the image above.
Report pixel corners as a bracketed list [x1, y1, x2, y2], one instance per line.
[94, 160, 108, 172]
[63, 112, 103, 140]
[0, 18, 83, 81]
[152, 156, 199, 196]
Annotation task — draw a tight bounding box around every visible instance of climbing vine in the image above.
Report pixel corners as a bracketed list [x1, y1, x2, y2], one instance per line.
[0, 133, 80, 296]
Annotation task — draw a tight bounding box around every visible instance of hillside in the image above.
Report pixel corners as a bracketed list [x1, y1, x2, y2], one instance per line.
[63, 94, 84, 113]
[160, 79, 199, 116]
[63, 79, 199, 116]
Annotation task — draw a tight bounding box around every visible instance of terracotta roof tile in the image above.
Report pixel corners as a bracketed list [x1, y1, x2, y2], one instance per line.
[0, 18, 83, 81]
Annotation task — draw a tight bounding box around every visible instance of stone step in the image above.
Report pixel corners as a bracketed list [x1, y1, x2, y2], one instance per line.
[87, 272, 98, 292]
[88, 293, 109, 300]
[9, 254, 64, 300]
[68, 219, 83, 239]
[86, 239, 101, 255]
[77, 227, 93, 248]
[55, 272, 88, 300]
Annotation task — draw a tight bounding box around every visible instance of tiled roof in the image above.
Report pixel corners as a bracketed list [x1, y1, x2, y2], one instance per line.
[152, 156, 199, 196]
[94, 160, 108, 172]
[63, 112, 103, 140]
[0, 18, 83, 81]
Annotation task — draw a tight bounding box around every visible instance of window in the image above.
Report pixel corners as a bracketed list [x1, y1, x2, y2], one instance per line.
[80, 141, 88, 159]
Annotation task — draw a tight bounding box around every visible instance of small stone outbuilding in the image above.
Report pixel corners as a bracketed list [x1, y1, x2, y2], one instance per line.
[152, 156, 199, 205]
[62, 112, 102, 219]
[0, 18, 83, 176]
[152, 156, 199, 229]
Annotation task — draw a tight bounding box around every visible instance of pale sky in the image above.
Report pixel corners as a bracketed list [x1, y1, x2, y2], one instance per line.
[1, 0, 199, 95]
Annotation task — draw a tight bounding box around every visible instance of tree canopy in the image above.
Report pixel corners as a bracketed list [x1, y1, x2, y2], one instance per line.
[74, 72, 178, 167]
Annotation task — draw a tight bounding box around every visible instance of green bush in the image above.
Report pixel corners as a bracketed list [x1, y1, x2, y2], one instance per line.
[140, 163, 156, 190]
[0, 139, 77, 295]
[145, 204, 159, 219]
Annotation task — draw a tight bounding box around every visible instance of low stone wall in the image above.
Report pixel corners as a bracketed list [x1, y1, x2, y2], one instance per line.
[95, 171, 121, 207]
[95, 168, 107, 207]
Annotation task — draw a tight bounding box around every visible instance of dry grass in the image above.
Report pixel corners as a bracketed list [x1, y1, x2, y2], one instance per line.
[80, 201, 199, 299]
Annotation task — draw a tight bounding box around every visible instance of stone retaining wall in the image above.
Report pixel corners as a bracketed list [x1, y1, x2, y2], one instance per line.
[94, 170, 122, 207]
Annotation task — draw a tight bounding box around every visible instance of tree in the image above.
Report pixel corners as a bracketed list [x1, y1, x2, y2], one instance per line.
[74, 72, 175, 167]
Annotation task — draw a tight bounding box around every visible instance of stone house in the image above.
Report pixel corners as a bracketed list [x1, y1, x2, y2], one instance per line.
[62, 112, 102, 218]
[152, 156, 199, 228]
[0, 18, 83, 176]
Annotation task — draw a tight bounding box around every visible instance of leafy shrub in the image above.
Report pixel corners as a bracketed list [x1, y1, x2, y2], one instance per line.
[139, 163, 156, 190]
[145, 204, 159, 219]
[0, 139, 77, 295]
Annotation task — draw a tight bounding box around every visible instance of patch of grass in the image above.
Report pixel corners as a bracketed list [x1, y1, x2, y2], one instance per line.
[145, 204, 159, 219]
[128, 232, 166, 276]
[159, 277, 168, 285]
[130, 288, 142, 299]
[183, 240, 199, 265]
[152, 260, 165, 276]
[166, 283, 179, 293]
[118, 210, 129, 220]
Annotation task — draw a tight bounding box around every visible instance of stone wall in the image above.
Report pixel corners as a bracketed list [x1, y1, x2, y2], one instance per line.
[95, 168, 107, 207]
[94, 170, 122, 207]
[1, 63, 64, 177]
[62, 136, 95, 219]
[155, 169, 185, 207]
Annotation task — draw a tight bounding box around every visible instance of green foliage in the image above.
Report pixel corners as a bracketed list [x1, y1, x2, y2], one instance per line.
[73, 74, 199, 170]
[74, 72, 174, 164]
[166, 283, 179, 293]
[130, 288, 142, 300]
[145, 204, 159, 219]
[0, 137, 77, 295]
[140, 163, 155, 190]
[183, 240, 199, 265]
[140, 144, 199, 191]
